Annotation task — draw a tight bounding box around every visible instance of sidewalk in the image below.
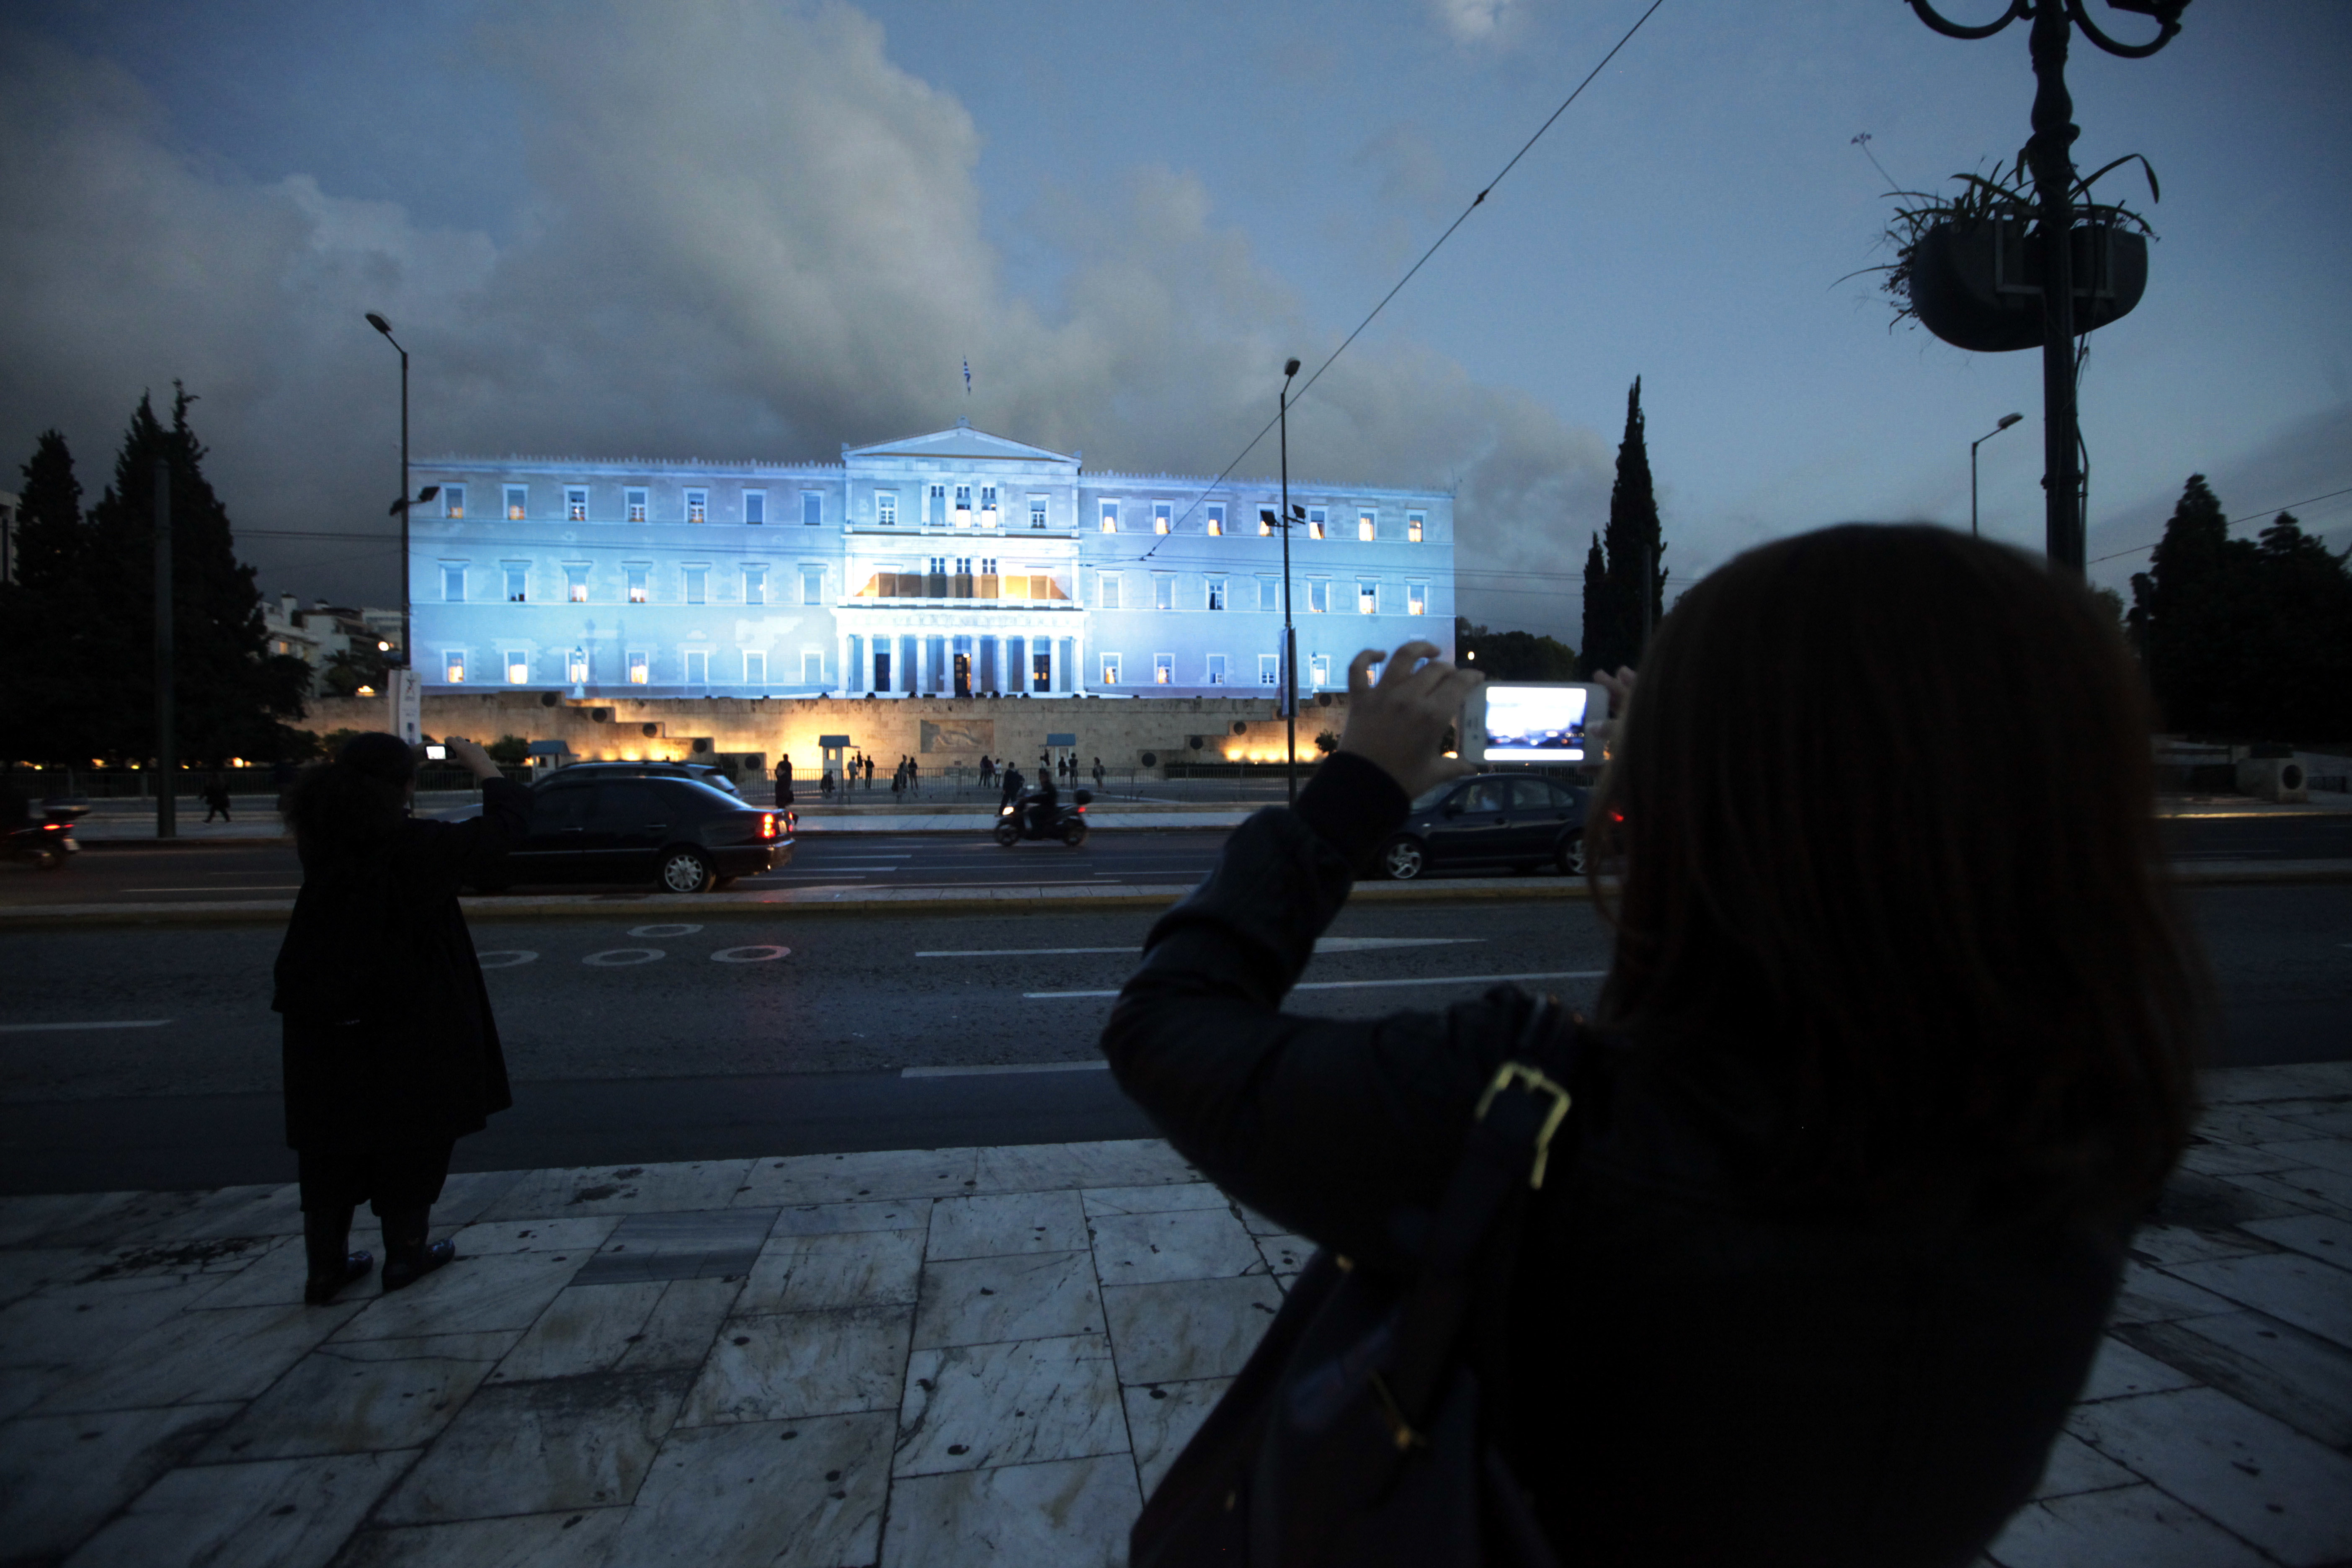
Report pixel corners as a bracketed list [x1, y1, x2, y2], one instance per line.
[3, 1065, 2348, 1567]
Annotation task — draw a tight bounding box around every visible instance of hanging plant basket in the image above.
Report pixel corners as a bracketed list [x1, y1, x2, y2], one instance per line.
[1907, 211, 2148, 353]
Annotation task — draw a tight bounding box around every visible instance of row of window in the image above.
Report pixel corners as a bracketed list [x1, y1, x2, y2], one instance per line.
[441, 563, 828, 606]
[1096, 574, 1426, 615]
[1095, 652, 1332, 688]
[438, 646, 1353, 689]
[433, 484, 1432, 542]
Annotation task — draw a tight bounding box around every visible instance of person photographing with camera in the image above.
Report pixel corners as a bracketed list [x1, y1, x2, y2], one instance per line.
[275, 733, 528, 1305]
[1107, 526, 2200, 1566]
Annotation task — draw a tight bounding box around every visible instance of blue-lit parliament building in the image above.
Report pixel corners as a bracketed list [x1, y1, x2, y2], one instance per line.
[410, 422, 1453, 701]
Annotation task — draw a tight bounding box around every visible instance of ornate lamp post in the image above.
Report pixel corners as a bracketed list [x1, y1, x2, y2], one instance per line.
[1904, 0, 2188, 575]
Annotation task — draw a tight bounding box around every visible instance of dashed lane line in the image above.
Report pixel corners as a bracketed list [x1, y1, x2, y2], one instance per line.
[0, 1019, 173, 1033]
[918, 936, 1485, 959]
[900, 1060, 1112, 1078]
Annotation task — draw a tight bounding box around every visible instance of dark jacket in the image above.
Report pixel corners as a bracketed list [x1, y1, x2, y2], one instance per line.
[273, 778, 529, 1152]
[1102, 752, 2125, 1568]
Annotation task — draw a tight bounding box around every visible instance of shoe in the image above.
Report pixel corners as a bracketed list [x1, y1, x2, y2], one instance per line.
[381, 1238, 457, 1294]
[304, 1249, 374, 1305]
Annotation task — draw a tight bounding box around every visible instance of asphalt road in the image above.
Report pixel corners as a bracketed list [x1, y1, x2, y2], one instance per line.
[11, 812, 2352, 907]
[2, 885, 2345, 1194]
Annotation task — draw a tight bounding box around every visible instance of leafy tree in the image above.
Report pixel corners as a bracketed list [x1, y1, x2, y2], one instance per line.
[1455, 617, 1579, 681]
[2129, 476, 2352, 742]
[70, 386, 312, 764]
[1582, 376, 1666, 676]
[321, 643, 392, 698]
[487, 734, 530, 766]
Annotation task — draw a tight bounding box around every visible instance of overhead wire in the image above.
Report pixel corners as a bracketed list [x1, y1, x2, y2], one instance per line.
[2086, 485, 2352, 567]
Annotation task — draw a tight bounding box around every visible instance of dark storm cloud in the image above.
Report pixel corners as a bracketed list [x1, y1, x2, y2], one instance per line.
[0, 3, 1609, 629]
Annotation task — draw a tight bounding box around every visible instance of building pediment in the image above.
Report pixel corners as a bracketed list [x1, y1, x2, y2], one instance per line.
[843, 421, 1075, 468]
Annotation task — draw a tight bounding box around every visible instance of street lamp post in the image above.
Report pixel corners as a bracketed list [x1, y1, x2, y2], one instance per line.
[1971, 411, 2026, 537]
[366, 312, 416, 669]
[1277, 358, 1301, 804]
[1905, 0, 2189, 575]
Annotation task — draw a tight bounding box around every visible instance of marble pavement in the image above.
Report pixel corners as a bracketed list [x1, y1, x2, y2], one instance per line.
[3, 1064, 2349, 1567]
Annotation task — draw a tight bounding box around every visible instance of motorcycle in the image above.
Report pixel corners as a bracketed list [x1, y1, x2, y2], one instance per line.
[994, 788, 1091, 847]
[2, 804, 86, 871]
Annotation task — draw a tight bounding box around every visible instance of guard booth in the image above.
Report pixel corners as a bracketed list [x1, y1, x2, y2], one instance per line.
[524, 739, 575, 775]
[1044, 731, 1079, 784]
[818, 734, 851, 792]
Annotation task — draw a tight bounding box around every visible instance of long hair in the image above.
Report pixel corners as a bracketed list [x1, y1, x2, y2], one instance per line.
[1589, 525, 2200, 1207]
[282, 733, 412, 853]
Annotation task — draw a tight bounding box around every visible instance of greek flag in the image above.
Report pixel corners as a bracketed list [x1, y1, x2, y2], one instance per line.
[963, 358, 972, 395]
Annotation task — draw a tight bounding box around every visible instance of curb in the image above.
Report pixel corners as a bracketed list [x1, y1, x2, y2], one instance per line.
[5, 857, 2347, 929]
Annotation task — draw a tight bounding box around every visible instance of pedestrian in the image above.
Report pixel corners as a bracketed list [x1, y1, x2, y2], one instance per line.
[820, 770, 836, 798]
[1111, 527, 2199, 1567]
[999, 761, 1023, 812]
[274, 734, 527, 1305]
[1092, 756, 1105, 790]
[908, 756, 920, 795]
[980, 755, 995, 786]
[864, 754, 875, 788]
[774, 754, 793, 809]
[891, 767, 904, 798]
[202, 772, 232, 823]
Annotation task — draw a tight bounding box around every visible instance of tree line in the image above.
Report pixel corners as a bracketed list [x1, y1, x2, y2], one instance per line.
[0, 387, 312, 766]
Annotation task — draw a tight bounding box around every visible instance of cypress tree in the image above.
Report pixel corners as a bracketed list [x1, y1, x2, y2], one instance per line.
[1582, 377, 1666, 675]
[2128, 474, 2258, 735]
[77, 386, 310, 764]
[0, 432, 93, 761]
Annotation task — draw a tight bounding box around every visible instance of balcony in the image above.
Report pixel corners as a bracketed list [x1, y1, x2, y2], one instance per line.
[852, 573, 1072, 604]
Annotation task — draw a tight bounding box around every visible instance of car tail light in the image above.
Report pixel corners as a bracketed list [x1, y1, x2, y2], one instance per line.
[42, 823, 62, 831]
[759, 812, 778, 840]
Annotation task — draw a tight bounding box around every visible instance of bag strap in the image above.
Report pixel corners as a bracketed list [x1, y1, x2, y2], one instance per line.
[1373, 994, 1579, 1445]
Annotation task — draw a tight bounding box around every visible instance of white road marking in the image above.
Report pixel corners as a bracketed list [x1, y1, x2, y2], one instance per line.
[900, 1060, 1111, 1078]
[919, 946, 1135, 957]
[0, 1019, 172, 1034]
[124, 886, 302, 893]
[918, 936, 1484, 959]
[712, 945, 792, 963]
[1025, 969, 1605, 1000]
[476, 951, 539, 969]
[583, 948, 665, 967]
[628, 923, 704, 938]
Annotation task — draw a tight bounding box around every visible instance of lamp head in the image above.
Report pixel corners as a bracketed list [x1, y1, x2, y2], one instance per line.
[1997, 412, 2024, 430]
[417, 485, 440, 504]
[365, 312, 392, 335]
[1283, 358, 1301, 378]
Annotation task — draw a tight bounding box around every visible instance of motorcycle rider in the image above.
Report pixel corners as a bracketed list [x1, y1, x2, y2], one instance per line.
[1026, 763, 1059, 836]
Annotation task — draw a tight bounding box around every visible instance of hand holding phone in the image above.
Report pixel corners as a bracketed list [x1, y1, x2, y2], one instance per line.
[424, 744, 448, 761]
[1458, 682, 1610, 764]
[1334, 642, 1483, 799]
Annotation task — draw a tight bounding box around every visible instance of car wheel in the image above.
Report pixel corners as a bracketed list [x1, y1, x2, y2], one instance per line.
[659, 847, 715, 894]
[1378, 836, 1426, 881]
[993, 818, 1020, 847]
[1061, 819, 1088, 847]
[1555, 831, 1586, 876]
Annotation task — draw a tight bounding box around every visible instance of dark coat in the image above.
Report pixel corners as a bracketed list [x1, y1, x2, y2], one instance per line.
[273, 779, 529, 1152]
[1102, 753, 2126, 1568]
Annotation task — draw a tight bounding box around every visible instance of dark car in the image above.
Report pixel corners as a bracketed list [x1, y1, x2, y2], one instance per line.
[1376, 772, 1588, 880]
[539, 759, 744, 797]
[474, 774, 790, 893]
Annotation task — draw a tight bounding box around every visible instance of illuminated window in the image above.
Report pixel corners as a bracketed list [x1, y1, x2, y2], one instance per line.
[441, 566, 465, 602]
[1098, 573, 1121, 610]
[1206, 577, 1226, 611]
[1310, 653, 1331, 689]
[627, 567, 649, 604]
[1260, 654, 1279, 686]
[980, 486, 998, 527]
[1029, 495, 1047, 530]
[566, 566, 587, 603]
[1258, 508, 1275, 536]
[1407, 511, 1425, 543]
[567, 649, 588, 683]
[505, 652, 529, 684]
[566, 486, 588, 523]
[877, 491, 898, 527]
[443, 485, 465, 519]
[504, 485, 526, 521]
[1307, 506, 1327, 541]
[1153, 502, 1172, 535]
[626, 487, 648, 523]
[505, 566, 526, 603]
[954, 485, 971, 524]
[684, 567, 707, 605]
[1101, 653, 1122, 685]
[1153, 653, 1173, 685]
[744, 650, 766, 685]
[1153, 575, 1173, 611]
[1307, 580, 1329, 614]
[744, 490, 765, 525]
[628, 650, 650, 684]
[1100, 500, 1119, 533]
[1407, 582, 1427, 616]
[1358, 510, 1376, 542]
[1358, 580, 1379, 614]
[801, 492, 823, 526]
[1207, 654, 1228, 686]
[444, 651, 466, 683]
[1205, 504, 1224, 536]
[743, 566, 766, 606]
[685, 489, 708, 525]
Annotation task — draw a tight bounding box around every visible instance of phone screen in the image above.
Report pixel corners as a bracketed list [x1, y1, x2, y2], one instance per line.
[425, 744, 447, 761]
[1475, 684, 1595, 763]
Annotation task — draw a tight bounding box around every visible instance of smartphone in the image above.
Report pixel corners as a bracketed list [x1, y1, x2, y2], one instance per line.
[425, 744, 448, 761]
[1459, 682, 1609, 765]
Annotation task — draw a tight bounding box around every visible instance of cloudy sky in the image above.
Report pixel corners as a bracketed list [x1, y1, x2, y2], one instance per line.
[4, 0, 2346, 644]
